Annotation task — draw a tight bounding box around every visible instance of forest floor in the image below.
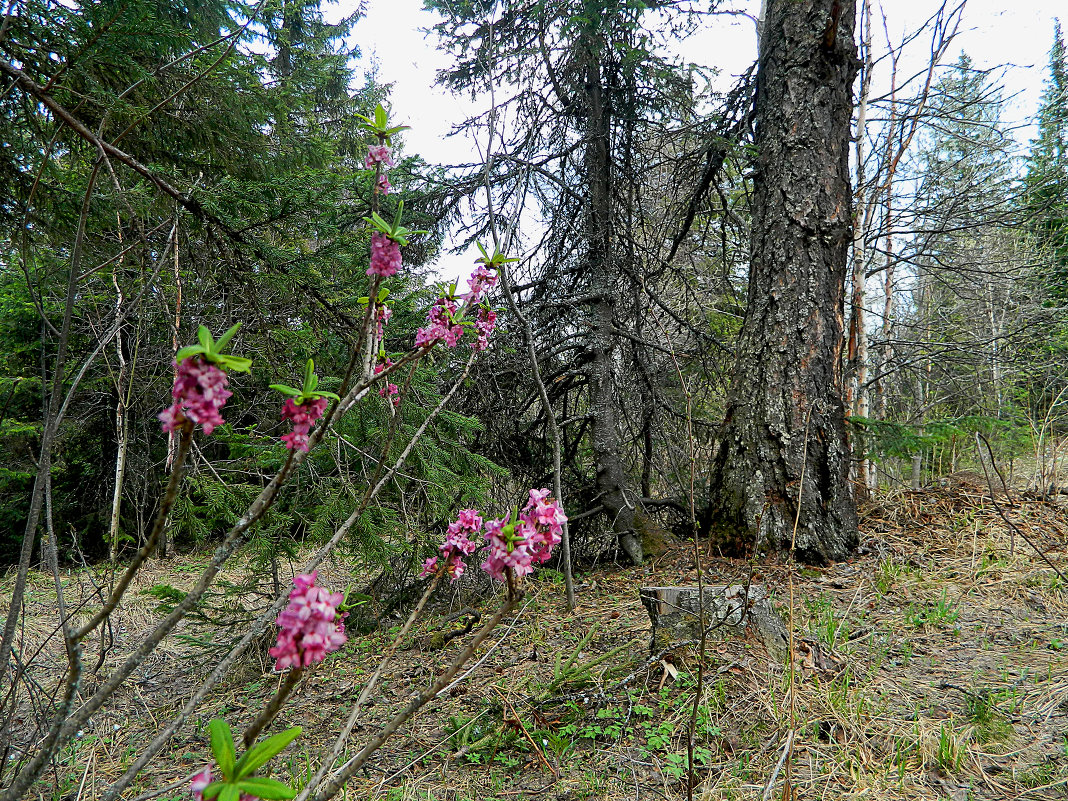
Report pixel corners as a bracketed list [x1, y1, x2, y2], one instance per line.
[7, 475, 1068, 800]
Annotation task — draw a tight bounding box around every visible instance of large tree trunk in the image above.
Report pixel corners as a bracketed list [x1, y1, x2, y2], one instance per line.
[704, 0, 859, 562]
[584, 45, 643, 564]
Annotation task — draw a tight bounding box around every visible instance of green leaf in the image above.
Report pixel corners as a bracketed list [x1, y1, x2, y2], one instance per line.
[219, 785, 240, 801]
[364, 212, 392, 236]
[308, 373, 319, 392]
[304, 359, 315, 389]
[176, 345, 207, 363]
[197, 325, 213, 351]
[269, 384, 303, 397]
[234, 726, 302, 779]
[218, 355, 252, 373]
[209, 719, 237, 779]
[236, 777, 297, 800]
[314, 391, 340, 401]
[214, 322, 242, 352]
[201, 782, 225, 800]
[374, 103, 387, 128]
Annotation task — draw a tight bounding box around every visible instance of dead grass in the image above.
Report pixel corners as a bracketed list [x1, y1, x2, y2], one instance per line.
[5, 482, 1068, 800]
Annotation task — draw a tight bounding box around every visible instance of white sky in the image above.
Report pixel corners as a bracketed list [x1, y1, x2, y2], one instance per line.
[334, 0, 1064, 275]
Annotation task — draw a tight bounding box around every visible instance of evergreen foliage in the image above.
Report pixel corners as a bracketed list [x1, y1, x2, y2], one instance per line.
[1026, 21, 1068, 293]
[0, 0, 499, 567]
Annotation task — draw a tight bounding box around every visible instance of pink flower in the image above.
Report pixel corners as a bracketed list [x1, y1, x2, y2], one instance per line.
[374, 359, 400, 407]
[190, 766, 212, 801]
[424, 509, 484, 584]
[365, 144, 395, 169]
[280, 396, 328, 452]
[159, 356, 232, 435]
[481, 516, 535, 582]
[466, 264, 499, 303]
[368, 232, 402, 278]
[481, 490, 565, 582]
[376, 173, 391, 194]
[522, 489, 565, 564]
[471, 307, 497, 352]
[375, 304, 392, 340]
[269, 571, 347, 671]
[415, 297, 465, 349]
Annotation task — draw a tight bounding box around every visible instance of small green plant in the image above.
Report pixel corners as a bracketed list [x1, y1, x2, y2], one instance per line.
[805, 594, 847, 648]
[198, 719, 300, 800]
[445, 713, 499, 757]
[662, 747, 713, 780]
[875, 558, 904, 595]
[576, 706, 627, 741]
[935, 723, 962, 773]
[906, 590, 960, 629]
[544, 626, 635, 694]
[962, 688, 1011, 743]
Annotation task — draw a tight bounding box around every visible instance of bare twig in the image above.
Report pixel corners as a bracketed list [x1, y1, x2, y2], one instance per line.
[974, 432, 1066, 583]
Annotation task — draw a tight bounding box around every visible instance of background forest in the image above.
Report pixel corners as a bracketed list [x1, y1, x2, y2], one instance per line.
[2, 0, 1068, 798]
[2, 0, 1066, 567]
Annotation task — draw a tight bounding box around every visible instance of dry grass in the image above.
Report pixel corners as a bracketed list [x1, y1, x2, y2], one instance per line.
[6, 481, 1068, 800]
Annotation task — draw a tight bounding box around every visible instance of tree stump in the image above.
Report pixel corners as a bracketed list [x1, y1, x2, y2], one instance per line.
[639, 585, 790, 662]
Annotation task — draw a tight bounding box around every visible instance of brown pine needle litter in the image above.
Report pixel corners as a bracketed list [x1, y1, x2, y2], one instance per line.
[5, 481, 1068, 800]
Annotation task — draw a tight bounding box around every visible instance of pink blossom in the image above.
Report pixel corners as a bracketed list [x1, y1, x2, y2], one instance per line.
[481, 516, 535, 582]
[415, 297, 464, 349]
[429, 296, 458, 326]
[376, 173, 392, 194]
[471, 306, 497, 352]
[521, 489, 565, 565]
[280, 396, 328, 452]
[365, 144, 395, 169]
[159, 356, 231, 435]
[375, 304, 392, 340]
[466, 264, 499, 302]
[368, 232, 402, 278]
[190, 766, 212, 801]
[424, 509, 484, 583]
[269, 571, 347, 671]
[374, 359, 400, 407]
[481, 490, 566, 582]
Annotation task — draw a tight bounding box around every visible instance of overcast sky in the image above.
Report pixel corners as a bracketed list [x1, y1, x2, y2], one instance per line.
[336, 0, 1064, 274]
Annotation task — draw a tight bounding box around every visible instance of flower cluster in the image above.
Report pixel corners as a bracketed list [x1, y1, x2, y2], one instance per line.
[374, 358, 399, 407]
[414, 296, 463, 349]
[481, 489, 566, 582]
[471, 306, 497, 352]
[159, 356, 232, 435]
[269, 572, 347, 671]
[466, 263, 499, 303]
[280, 396, 328, 452]
[376, 173, 391, 195]
[420, 509, 482, 582]
[368, 232, 402, 278]
[365, 144, 395, 171]
[413, 263, 501, 351]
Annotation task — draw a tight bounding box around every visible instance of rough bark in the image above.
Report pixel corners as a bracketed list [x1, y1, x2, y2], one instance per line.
[705, 0, 859, 562]
[583, 44, 643, 564]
